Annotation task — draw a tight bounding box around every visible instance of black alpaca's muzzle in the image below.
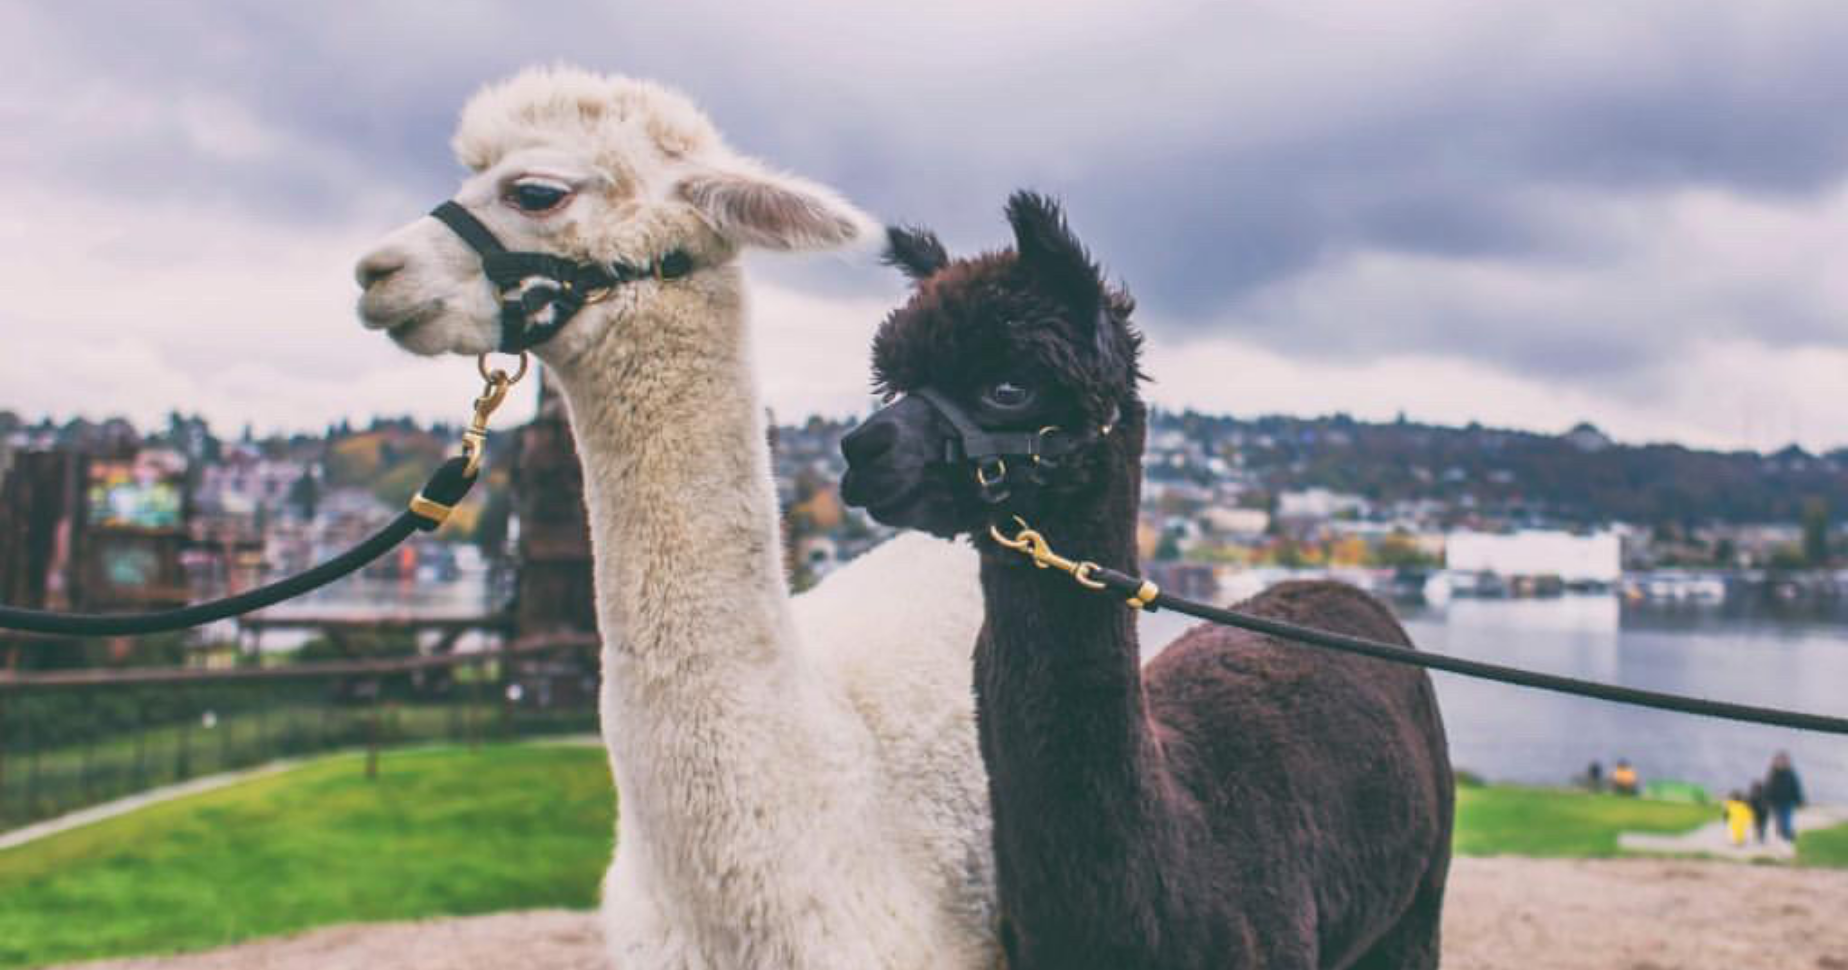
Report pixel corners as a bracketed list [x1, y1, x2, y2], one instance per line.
[903, 387, 1104, 507]
[842, 388, 1117, 531]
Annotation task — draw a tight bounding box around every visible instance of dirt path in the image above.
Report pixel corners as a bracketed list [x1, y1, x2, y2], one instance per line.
[1441, 857, 1848, 970]
[1618, 805, 1848, 863]
[52, 857, 1848, 970]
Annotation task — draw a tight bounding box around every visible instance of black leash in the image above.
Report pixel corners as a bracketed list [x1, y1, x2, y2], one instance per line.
[990, 520, 1848, 737]
[0, 358, 525, 638]
[0, 463, 467, 636]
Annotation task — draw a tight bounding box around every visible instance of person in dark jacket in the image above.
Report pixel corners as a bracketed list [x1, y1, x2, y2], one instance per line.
[1747, 781, 1771, 844]
[1765, 752, 1806, 842]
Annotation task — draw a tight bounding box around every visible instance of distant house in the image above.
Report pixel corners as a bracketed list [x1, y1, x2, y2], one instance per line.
[1277, 488, 1369, 522]
[1199, 506, 1270, 538]
[1445, 530, 1621, 585]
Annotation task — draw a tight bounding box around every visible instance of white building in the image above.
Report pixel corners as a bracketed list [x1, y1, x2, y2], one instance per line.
[1199, 506, 1270, 537]
[1445, 530, 1621, 584]
[1277, 488, 1370, 521]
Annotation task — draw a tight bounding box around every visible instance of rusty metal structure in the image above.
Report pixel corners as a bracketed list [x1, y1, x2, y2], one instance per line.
[0, 451, 82, 620]
[0, 446, 194, 667]
[511, 372, 597, 637]
[502, 370, 599, 709]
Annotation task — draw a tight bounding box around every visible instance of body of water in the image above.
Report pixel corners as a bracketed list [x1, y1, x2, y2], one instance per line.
[256, 572, 1846, 805]
[222, 574, 503, 654]
[1142, 595, 1848, 804]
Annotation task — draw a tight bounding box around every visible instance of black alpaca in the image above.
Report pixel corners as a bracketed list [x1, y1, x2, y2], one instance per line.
[840, 192, 1454, 970]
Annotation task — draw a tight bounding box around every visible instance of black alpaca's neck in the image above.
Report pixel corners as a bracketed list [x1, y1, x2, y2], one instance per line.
[975, 404, 1170, 965]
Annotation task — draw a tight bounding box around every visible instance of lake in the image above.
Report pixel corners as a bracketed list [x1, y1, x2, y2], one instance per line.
[1142, 595, 1848, 804]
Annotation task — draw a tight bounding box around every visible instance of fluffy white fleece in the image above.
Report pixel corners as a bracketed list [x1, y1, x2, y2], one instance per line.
[353, 66, 997, 969]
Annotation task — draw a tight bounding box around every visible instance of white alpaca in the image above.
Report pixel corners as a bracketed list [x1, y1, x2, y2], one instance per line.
[354, 67, 996, 969]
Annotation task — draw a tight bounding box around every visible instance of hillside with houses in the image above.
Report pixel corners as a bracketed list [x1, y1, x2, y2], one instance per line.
[5, 407, 1845, 612]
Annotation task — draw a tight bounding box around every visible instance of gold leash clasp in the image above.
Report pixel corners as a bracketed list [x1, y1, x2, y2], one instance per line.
[987, 515, 1160, 607]
[463, 352, 530, 477]
[987, 516, 1107, 590]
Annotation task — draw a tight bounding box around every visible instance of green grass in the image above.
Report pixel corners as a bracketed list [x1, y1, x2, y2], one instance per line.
[0, 744, 613, 969]
[1798, 821, 1848, 868]
[2, 700, 594, 830]
[1451, 782, 1716, 857]
[0, 751, 1833, 969]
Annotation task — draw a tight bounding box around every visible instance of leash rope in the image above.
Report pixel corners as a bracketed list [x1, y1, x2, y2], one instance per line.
[989, 519, 1848, 737]
[0, 356, 526, 638]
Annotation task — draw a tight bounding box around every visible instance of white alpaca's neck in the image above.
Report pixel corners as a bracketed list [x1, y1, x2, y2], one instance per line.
[548, 269, 868, 925]
[547, 269, 809, 702]
[552, 271, 792, 676]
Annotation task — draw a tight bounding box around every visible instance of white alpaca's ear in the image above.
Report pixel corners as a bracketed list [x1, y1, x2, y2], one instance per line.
[677, 160, 878, 252]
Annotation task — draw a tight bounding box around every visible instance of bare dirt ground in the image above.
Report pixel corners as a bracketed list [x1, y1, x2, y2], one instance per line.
[54, 857, 1848, 970]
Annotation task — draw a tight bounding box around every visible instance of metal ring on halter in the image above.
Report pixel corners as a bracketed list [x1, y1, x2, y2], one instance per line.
[975, 457, 1008, 488]
[477, 351, 531, 385]
[1033, 426, 1061, 464]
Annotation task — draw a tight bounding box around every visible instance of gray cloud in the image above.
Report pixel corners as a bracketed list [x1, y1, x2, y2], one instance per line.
[7, 0, 1848, 423]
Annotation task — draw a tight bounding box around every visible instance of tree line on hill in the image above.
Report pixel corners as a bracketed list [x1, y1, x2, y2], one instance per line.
[1152, 410, 1846, 529]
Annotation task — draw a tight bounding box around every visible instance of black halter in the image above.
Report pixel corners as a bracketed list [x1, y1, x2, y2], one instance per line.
[429, 201, 693, 353]
[908, 386, 1116, 506]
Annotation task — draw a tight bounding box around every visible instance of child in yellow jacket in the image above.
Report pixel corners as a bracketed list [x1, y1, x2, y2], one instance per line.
[1723, 791, 1753, 847]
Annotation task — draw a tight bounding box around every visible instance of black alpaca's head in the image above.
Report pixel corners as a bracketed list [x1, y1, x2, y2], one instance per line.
[840, 191, 1143, 541]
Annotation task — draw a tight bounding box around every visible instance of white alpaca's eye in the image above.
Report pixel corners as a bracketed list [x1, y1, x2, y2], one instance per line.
[505, 178, 573, 214]
[983, 381, 1036, 410]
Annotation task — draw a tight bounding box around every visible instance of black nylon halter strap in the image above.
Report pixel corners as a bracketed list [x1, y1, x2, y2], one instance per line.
[911, 388, 1050, 464]
[428, 201, 694, 354]
[908, 386, 1105, 505]
[430, 201, 506, 257]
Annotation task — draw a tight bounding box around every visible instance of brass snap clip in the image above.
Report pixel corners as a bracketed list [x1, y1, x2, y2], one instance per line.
[987, 516, 1107, 590]
[463, 351, 530, 477]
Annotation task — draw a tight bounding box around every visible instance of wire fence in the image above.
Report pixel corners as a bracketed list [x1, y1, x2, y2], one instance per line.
[0, 634, 598, 832]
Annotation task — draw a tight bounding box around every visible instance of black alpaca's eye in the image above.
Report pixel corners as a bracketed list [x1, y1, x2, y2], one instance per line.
[505, 179, 572, 214]
[983, 381, 1036, 410]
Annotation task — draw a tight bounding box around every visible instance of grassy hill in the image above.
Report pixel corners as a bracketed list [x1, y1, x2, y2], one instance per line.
[0, 745, 611, 969]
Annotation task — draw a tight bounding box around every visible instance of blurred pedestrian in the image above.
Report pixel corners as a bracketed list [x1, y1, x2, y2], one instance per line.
[1747, 781, 1770, 844]
[1765, 752, 1805, 842]
[1610, 759, 1639, 796]
[1722, 791, 1753, 847]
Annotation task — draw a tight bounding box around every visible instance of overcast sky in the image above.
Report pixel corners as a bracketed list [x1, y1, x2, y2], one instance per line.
[5, 1, 1848, 451]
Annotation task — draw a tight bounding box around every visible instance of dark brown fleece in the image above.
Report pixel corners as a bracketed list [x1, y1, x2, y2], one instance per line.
[860, 192, 1454, 970]
[977, 412, 1452, 970]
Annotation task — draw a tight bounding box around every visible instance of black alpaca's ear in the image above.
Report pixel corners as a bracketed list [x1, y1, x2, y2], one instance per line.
[883, 225, 949, 282]
[1006, 190, 1104, 322]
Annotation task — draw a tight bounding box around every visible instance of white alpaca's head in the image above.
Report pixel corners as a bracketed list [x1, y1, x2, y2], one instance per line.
[355, 65, 876, 365]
